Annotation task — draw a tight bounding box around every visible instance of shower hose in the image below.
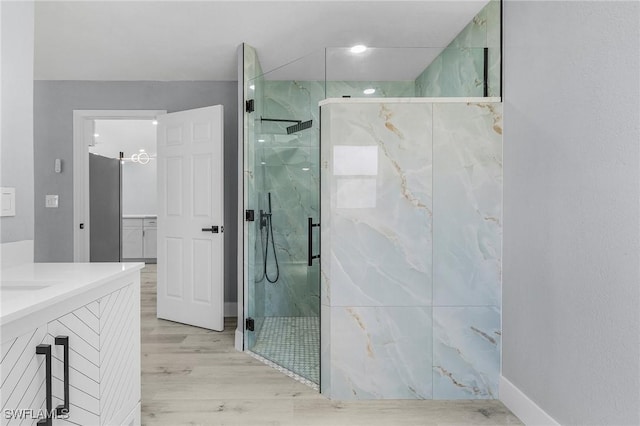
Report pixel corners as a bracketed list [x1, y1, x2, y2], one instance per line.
[261, 192, 280, 283]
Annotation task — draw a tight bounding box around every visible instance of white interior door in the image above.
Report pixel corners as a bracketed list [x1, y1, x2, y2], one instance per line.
[156, 105, 224, 331]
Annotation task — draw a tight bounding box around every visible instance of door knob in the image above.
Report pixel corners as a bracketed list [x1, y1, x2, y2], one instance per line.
[202, 226, 221, 233]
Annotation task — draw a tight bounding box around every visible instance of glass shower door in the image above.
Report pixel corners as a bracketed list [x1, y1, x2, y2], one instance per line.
[243, 49, 324, 385]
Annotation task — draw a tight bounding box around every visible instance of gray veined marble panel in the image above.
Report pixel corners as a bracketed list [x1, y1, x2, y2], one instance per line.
[433, 307, 500, 399]
[329, 306, 432, 400]
[327, 103, 433, 307]
[433, 102, 502, 307]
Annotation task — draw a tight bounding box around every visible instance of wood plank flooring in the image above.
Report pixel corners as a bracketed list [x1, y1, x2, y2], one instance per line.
[140, 265, 522, 426]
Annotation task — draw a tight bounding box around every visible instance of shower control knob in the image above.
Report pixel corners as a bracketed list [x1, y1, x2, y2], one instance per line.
[201, 226, 220, 233]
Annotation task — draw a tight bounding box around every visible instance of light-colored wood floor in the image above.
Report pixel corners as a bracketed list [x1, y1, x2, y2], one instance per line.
[140, 265, 522, 426]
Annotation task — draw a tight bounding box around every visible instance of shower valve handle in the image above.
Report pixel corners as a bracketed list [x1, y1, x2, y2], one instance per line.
[202, 226, 221, 233]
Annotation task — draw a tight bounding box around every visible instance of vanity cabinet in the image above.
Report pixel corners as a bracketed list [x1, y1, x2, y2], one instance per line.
[0, 326, 48, 425]
[0, 269, 141, 426]
[122, 217, 156, 261]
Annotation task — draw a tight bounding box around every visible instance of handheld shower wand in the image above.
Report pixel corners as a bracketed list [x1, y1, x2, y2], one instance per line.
[260, 192, 279, 283]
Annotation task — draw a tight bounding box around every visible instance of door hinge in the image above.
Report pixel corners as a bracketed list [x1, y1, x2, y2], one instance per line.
[245, 317, 255, 331]
[245, 99, 255, 113]
[245, 209, 255, 221]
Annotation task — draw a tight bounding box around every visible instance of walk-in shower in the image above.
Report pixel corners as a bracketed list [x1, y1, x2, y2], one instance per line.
[241, 0, 502, 393]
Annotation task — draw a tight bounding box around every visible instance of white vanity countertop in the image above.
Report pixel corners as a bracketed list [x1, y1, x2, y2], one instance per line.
[122, 214, 157, 219]
[0, 262, 144, 338]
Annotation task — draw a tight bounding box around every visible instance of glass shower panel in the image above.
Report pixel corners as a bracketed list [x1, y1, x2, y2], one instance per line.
[325, 47, 493, 98]
[244, 44, 265, 350]
[244, 49, 325, 384]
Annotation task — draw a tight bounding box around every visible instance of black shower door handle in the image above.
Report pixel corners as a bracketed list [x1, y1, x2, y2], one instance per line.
[307, 217, 320, 266]
[36, 344, 52, 426]
[55, 336, 70, 416]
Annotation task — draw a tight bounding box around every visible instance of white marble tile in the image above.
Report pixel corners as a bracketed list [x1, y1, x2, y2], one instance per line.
[320, 304, 331, 395]
[433, 307, 500, 399]
[433, 102, 502, 307]
[321, 100, 502, 401]
[329, 306, 432, 400]
[414, 0, 501, 98]
[325, 102, 433, 307]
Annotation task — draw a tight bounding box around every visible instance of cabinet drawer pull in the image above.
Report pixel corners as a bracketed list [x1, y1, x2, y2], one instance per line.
[36, 344, 52, 426]
[55, 336, 70, 416]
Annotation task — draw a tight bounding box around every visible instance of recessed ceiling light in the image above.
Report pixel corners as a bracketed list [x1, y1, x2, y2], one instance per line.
[249, 85, 255, 90]
[93, 133, 99, 138]
[363, 88, 376, 95]
[152, 120, 158, 125]
[258, 139, 265, 143]
[302, 167, 310, 171]
[350, 45, 367, 54]
[139, 149, 145, 152]
[261, 161, 266, 165]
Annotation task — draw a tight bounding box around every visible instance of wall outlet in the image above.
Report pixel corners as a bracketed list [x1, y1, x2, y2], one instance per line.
[45, 194, 59, 208]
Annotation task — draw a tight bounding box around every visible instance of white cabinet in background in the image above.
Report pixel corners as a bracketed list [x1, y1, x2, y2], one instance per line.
[142, 218, 157, 259]
[122, 217, 156, 261]
[122, 219, 144, 259]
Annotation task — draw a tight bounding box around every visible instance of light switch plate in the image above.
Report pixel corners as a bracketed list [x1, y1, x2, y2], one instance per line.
[45, 194, 59, 208]
[1, 187, 16, 216]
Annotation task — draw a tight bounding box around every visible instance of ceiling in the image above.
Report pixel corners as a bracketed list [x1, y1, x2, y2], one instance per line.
[91, 119, 157, 159]
[34, 1, 488, 82]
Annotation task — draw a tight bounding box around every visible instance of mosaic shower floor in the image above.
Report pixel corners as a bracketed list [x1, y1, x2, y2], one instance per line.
[250, 316, 319, 384]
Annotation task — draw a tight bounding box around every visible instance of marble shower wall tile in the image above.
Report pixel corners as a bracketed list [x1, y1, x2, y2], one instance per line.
[325, 102, 433, 307]
[433, 102, 502, 307]
[415, 48, 484, 97]
[320, 108, 333, 308]
[321, 100, 502, 401]
[414, 0, 501, 97]
[433, 307, 500, 399]
[320, 304, 331, 393]
[329, 307, 433, 400]
[252, 80, 324, 318]
[485, 0, 501, 97]
[263, 80, 324, 135]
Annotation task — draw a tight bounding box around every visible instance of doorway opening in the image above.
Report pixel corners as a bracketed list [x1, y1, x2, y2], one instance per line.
[72, 110, 166, 262]
[89, 119, 159, 262]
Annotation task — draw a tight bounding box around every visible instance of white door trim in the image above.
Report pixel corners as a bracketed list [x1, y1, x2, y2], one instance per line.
[72, 110, 166, 262]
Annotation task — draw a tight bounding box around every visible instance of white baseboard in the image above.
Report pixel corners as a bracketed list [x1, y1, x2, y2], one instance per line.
[234, 329, 244, 352]
[500, 376, 560, 426]
[0, 240, 34, 269]
[224, 302, 238, 318]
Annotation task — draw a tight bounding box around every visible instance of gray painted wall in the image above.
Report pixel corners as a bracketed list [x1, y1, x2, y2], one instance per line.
[503, 1, 639, 424]
[1, 1, 34, 244]
[34, 81, 238, 302]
